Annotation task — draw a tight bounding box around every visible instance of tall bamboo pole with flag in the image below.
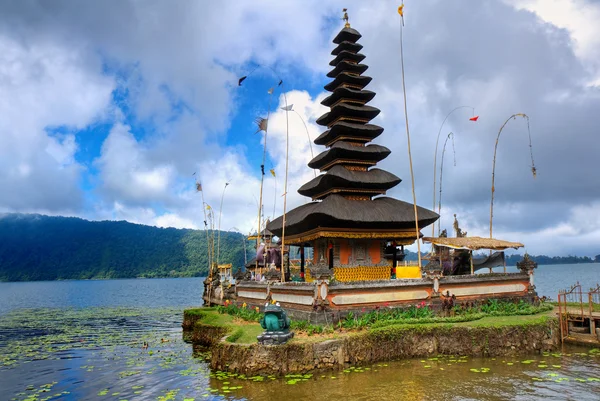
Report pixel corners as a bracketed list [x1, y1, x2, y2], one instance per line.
[238, 68, 290, 281]
[217, 181, 229, 266]
[437, 132, 456, 236]
[432, 106, 476, 238]
[254, 88, 273, 266]
[397, 2, 422, 269]
[490, 113, 537, 239]
[193, 173, 213, 277]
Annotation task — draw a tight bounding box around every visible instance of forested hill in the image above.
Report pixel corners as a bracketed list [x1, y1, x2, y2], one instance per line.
[404, 251, 599, 265]
[0, 213, 247, 282]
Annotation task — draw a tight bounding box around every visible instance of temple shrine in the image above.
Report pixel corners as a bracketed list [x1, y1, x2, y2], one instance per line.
[231, 21, 538, 321]
[267, 24, 438, 280]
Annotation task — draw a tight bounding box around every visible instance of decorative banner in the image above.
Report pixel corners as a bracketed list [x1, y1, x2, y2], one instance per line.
[238, 76, 247, 86]
[255, 117, 268, 133]
[196, 182, 202, 192]
[280, 104, 293, 111]
[270, 169, 276, 177]
[470, 116, 479, 121]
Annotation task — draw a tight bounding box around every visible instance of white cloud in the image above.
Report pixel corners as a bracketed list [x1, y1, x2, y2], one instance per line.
[506, 0, 600, 83]
[0, 34, 114, 212]
[96, 122, 177, 203]
[1, 0, 599, 258]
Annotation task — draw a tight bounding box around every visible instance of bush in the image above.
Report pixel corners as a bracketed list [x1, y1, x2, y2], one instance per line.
[216, 302, 261, 322]
[226, 328, 244, 343]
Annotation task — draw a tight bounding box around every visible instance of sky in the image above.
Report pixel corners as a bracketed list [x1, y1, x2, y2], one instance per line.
[1, 0, 599, 257]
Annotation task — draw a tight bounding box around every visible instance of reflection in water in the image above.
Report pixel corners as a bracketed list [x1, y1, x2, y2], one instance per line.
[205, 351, 600, 401]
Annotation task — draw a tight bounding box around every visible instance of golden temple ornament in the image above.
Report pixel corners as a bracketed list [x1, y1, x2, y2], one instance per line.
[342, 8, 350, 28]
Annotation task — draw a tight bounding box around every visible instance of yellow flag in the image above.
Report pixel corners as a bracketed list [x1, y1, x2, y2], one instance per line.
[206, 204, 212, 210]
[270, 169, 276, 177]
[398, 4, 404, 16]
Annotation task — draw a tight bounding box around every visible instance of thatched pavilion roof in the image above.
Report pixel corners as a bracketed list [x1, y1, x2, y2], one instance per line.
[267, 23, 439, 241]
[331, 41, 363, 55]
[314, 122, 383, 146]
[321, 87, 375, 108]
[329, 50, 366, 66]
[267, 195, 439, 238]
[308, 142, 390, 170]
[298, 166, 400, 199]
[422, 236, 524, 251]
[333, 27, 362, 44]
[327, 61, 369, 78]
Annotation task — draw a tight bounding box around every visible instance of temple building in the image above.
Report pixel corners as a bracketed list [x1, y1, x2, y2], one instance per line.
[233, 21, 537, 320]
[267, 25, 438, 279]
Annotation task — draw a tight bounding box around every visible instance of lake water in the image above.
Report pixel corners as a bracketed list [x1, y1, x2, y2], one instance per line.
[1, 264, 599, 400]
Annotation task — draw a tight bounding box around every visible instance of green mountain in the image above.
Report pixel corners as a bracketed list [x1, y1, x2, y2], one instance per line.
[0, 213, 248, 282]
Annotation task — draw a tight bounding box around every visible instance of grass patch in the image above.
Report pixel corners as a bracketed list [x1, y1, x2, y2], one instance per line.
[185, 301, 557, 346]
[226, 328, 244, 343]
[456, 313, 553, 328]
[184, 308, 262, 344]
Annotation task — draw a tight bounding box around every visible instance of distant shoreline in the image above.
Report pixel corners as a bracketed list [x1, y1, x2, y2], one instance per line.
[1, 263, 597, 283]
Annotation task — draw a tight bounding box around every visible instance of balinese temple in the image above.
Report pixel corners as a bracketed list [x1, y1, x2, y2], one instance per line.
[245, 226, 279, 277]
[267, 24, 439, 279]
[234, 20, 538, 320]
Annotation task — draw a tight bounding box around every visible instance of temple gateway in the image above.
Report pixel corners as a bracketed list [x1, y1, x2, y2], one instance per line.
[233, 23, 537, 322]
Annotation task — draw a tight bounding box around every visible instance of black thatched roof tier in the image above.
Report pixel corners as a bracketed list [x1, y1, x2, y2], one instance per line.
[331, 41, 363, 56]
[329, 51, 366, 66]
[316, 103, 380, 127]
[314, 122, 384, 146]
[321, 87, 375, 108]
[267, 195, 439, 238]
[327, 61, 368, 78]
[298, 166, 401, 199]
[324, 73, 372, 92]
[333, 27, 362, 44]
[308, 142, 391, 170]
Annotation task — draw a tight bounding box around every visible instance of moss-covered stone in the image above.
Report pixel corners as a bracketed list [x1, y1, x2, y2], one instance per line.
[184, 307, 560, 376]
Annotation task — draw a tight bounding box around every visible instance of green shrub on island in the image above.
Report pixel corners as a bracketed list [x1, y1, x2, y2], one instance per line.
[214, 299, 553, 335]
[216, 301, 261, 322]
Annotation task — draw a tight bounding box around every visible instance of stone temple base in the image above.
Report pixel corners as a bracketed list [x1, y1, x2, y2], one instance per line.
[257, 331, 295, 345]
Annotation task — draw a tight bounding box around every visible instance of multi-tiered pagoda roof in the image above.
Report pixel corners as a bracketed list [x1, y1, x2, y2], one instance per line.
[268, 25, 438, 244]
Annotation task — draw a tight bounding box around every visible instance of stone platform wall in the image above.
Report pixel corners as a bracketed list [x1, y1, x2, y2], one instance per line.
[208, 318, 559, 375]
[236, 273, 535, 324]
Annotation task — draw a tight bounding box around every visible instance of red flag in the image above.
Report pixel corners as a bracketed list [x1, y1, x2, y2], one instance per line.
[469, 116, 479, 121]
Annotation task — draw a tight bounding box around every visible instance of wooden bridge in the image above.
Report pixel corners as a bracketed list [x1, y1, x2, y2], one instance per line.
[558, 283, 600, 346]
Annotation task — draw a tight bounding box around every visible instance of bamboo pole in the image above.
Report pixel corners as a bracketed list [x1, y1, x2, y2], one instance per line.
[470, 250, 474, 275]
[256, 92, 274, 269]
[289, 107, 317, 178]
[490, 113, 536, 238]
[217, 182, 229, 266]
[437, 132, 455, 236]
[398, 8, 421, 269]
[280, 88, 290, 283]
[432, 106, 473, 238]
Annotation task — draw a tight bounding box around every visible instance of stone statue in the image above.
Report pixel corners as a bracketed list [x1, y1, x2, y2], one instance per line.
[453, 214, 467, 238]
[257, 303, 294, 345]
